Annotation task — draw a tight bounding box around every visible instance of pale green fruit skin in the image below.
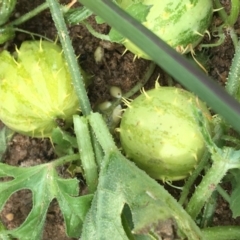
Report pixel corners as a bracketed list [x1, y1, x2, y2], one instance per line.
[0, 41, 79, 138]
[115, 0, 213, 59]
[120, 87, 212, 181]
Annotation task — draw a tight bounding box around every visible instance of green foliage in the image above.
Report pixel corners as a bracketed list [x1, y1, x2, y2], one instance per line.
[2, 0, 240, 239]
[81, 112, 204, 240]
[83, 152, 167, 239]
[51, 127, 78, 156]
[0, 160, 92, 239]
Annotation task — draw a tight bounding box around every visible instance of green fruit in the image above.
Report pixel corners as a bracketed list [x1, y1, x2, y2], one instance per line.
[0, 26, 15, 44]
[0, 40, 79, 138]
[111, 0, 213, 59]
[119, 86, 212, 181]
[0, 0, 16, 25]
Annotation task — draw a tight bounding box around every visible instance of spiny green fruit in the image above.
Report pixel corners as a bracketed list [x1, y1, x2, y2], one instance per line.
[0, 40, 80, 138]
[119, 85, 212, 181]
[111, 0, 213, 59]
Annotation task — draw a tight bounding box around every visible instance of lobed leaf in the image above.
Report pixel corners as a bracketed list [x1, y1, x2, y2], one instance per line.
[0, 162, 92, 239]
[81, 150, 203, 240]
[51, 127, 78, 156]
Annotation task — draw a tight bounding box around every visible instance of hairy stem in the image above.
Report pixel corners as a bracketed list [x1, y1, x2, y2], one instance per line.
[179, 118, 224, 205]
[10, 3, 48, 26]
[73, 116, 98, 193]
[213, 0, 228, 22]
[225, 0, 240, 26]
[216, 185, 231, 203]
[179, 150, 210, 205]
[226, 40, 240, 99]
[202, 226, 240, 240]
[186, 146, 240, 220]
[46, 0, 91, 116]
[186, 159, 229, 219]
[52, 153, 80, 167]
[88, 112, 118, 154]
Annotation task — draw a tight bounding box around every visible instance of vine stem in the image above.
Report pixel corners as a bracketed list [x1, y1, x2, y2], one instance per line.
[83, 21, 111, 41]
[179, 117, 224, 205]
[73, 115, 98, 193]
[46, 0, 91, 116]
[52, 153, 80, 167]
[213, 0, 240, 26]
[9, 3, 49, 26]
[213, 0, 239, 49]
[213, 0, 228, 22]
[88, 112, 118, 154]
[216, 185, 231, 203]
[226, 40, 240, 98]
[225, 0, 240, 27]
[46, 0, 102, 194]
[178, 150, 210, 205]
[107, 61, 156, 113]
[186, 157, 229, 219]
[186, 146, 240, 220]
[202, 226, 240, 240]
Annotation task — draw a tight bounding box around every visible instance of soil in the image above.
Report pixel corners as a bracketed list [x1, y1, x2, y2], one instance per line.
[0, 0, 240, 239]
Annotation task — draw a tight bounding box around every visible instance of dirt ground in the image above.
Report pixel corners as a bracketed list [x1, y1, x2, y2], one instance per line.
[0, 0, 240, 239]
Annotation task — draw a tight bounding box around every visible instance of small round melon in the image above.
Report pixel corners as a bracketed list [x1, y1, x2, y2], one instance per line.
[0, 40, 79, 137]
[119, 86, 212, 181]
[114, 0, 213, 59]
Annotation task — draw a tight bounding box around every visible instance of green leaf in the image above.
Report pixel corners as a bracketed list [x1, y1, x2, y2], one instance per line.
[0, 162, 92, 239]
[109, 2, 151, 43]
[125, 3, 151, 23]
[0, 126, 14, 161]
[108, 28, 125, 43]
[95, 15, 105, 24]
[81, 151, 203, 240]
[64, 6, 93, 25]
[51, 127, 78, 156]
